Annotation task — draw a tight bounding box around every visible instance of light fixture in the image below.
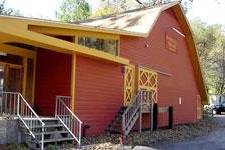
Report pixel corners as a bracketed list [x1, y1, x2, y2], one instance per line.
[145, 44, 150, 48]
[172, 27, 185, 37]
[0, 52, 7, 56]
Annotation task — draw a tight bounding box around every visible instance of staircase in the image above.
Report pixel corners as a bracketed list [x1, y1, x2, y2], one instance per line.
[105, 107, 127, 134]
[0, 92, 82, 150]
[106, 90, 152, 136]
[22, 117, 74, 149]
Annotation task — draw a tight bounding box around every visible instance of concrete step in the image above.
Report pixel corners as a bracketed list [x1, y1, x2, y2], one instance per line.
[25, 130, 69, 136]
[38, 137, 74, 144]
[23, 124, 64, 129]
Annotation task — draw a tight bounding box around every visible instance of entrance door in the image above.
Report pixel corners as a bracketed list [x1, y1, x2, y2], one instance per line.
[5, 65, 23, 92]
[0, 63, 23, 93]
[0, 61, 23, 115]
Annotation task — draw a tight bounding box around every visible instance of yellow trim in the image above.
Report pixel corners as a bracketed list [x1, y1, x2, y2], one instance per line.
[28, 25, 119, 40]
[0, 61, 23, 69]
[138, 66, 158, 103]
[70, 54, 76, 112]
[0, 43, 36, 58]
[0, 15, 144, 37]
[75, 36, 78, 44]
[0, 24, 129, 65]
[123, 65, 135, 106]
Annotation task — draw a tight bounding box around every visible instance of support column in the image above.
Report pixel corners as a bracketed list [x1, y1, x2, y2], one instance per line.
[153, 103, 158, 131]
[139, 112, 142, 133]
[31, 56, 37, 106]
[70, 54, 76, 112]
[22, 57, 28, 97]
[168, 106, 173, 129]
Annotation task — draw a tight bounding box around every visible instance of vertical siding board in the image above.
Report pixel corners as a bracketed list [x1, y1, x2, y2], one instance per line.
[35, 49, 72, 116]
[75, 56, 123, 136]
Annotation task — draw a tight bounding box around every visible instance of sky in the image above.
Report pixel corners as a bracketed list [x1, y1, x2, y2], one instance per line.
[5, 0, 225, 25]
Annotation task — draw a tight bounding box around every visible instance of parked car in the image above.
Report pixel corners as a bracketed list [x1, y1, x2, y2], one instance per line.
[212, 103, 225, 114]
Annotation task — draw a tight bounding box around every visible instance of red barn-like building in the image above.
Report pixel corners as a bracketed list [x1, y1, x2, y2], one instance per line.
[0, 2, 207, 148]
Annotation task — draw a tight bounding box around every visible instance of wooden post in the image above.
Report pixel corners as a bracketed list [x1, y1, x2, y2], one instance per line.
[22, 57, 28, 97]
[168, 106, 173, 129]
[70, 54, 76, 112]
[139, 94, 142, 133]
[31, 56, 37, 106]
[153, 103, 158, 131]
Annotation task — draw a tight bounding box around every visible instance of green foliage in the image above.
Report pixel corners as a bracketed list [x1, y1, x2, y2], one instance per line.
[56, 0, 90, 22]
[0, 0, 13, 15]
[91, 6, 116, 17]
[191, 19, 225, 94]
[92, 0, 137, 17]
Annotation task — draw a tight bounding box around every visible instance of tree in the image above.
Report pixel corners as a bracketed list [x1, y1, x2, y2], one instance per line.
[0, 0, 13, 15]
[135, 0, 193, 13]
[56, 0, 90, 22]
[191, 19, 225, 95]
[92, 6, 116, 18]
[92, 0, 137, 17]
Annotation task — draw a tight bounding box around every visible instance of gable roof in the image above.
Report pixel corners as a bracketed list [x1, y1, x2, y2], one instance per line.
[77, 2, 179, 37]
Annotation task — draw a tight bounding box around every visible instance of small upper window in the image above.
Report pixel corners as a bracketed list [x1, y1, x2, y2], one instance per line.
[165, 34, 178, 53]
[78, 37, 118, 55]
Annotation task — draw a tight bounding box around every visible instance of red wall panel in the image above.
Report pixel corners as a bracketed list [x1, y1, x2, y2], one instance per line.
[35, 49, 71, 116]
[75, 56, 123, 136]
[120, 9, 199, 128]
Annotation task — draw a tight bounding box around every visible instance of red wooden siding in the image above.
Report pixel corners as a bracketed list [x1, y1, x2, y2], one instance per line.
[35, 49, 71, 116]
[120, 9, 199, 128]
[75, 56, 123, 136]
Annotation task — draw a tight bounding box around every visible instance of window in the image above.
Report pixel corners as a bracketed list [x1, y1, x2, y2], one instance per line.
[78, 37, 118, 55]
[165, 33, 178, 53]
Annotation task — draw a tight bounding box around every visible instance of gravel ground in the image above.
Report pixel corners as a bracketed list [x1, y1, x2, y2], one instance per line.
[80, 117, 219, 150]
[2, 116, 218, 150]
[159, 115, 225, 150]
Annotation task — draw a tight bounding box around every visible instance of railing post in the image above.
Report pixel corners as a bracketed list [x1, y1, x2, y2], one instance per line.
[122, 115, 125, 134]
[17, 94, 20, 115]
[41, 125, 44, 150]
[55, 95, 82, 146]
[55, 96, 58, 117]
[78, 122, 82, 147]
[139, 92, 142, 133]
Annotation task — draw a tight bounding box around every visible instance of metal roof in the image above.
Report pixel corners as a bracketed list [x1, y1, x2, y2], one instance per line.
[77, 2, 179, 36]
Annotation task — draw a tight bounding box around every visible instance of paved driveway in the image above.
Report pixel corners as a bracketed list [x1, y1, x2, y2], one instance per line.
[156, 115, 225, 150]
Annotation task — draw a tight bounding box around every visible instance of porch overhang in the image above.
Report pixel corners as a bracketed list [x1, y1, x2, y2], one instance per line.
[0, 20, 129, 65]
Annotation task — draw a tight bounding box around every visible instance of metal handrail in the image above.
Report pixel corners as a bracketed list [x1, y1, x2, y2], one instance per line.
[18, 93, 45, 126]
[122, 90, 152, 135]
[55, 96, 82, 146]
[1, 92, 45, 150]
[122, 90, 141, 135]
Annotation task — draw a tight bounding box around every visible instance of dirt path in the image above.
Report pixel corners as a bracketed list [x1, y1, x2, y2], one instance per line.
[157, 115, 225, 150]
